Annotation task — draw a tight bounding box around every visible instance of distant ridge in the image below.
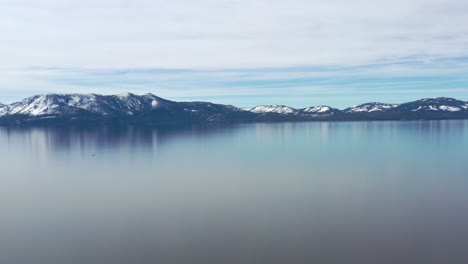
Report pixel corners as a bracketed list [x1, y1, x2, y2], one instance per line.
[0, 94, 467, 125]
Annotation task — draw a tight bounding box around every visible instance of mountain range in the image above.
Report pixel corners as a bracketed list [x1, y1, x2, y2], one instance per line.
[0, 93, 467, 126]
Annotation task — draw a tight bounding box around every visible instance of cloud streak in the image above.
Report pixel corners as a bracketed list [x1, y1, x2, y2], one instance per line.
[1, 57, 467, 108]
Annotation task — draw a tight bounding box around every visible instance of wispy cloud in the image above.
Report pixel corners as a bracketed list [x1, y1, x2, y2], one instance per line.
[1, 57, 467, 107]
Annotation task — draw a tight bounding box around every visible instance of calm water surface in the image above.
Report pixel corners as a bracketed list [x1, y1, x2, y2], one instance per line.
[1, 120, 468, 264]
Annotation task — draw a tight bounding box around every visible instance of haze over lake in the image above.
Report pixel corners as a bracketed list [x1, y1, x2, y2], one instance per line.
[1, 120, 468, 264]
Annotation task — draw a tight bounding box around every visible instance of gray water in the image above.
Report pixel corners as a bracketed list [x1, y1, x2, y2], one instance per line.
[1, 120, 468, 264]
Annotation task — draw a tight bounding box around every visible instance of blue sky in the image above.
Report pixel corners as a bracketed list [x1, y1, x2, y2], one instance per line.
[1, 0, 468, 108]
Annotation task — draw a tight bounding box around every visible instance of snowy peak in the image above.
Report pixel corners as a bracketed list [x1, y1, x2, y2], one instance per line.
[115, 92, 134, 99]
[8, 94, 76, 116]
[301, 106, 334, 113]
[246, 105, 297, 114]
[345, 102, 398, 113]
[245, 104, 339, 117]
[343, 98, 468, 114]
[4, 93, 173, 117]
[401, 97, 468, 112]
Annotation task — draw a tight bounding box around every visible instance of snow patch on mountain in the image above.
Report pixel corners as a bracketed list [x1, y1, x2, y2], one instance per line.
[116, 92, 132, 98]
[0, 103, 8, 117]
[439, 105, 461, 112]
[409, 98, 467, 112]
[114, 93, 146, 114]
[412, 105, 462, 112]
[302, 106, 332, 113]
[67, 94, 109, 114]
[8, 95, 67, 116]
[346, 103, 397, 113]
[246, 105, 297, 114]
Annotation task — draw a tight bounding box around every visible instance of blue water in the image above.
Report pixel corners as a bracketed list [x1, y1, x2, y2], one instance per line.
[1, 120, 468, 264]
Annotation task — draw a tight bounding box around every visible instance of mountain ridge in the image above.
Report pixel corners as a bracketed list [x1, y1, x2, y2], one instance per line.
[0, 93, 467, 125]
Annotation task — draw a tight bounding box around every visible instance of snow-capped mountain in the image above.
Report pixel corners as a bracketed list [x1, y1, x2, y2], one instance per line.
[301, 106, 333, 113]
[5, 93, 168, 117]
[297, 106, 340, 118]
[244, 104, 340, 119]
[398, 97, 468, 113]
[0, 94, 467, 125]
[344, 102, 398, 113]
[245, 105, 297, 114]
[341, 97, 468, 120]
[0, 93, 253, 125]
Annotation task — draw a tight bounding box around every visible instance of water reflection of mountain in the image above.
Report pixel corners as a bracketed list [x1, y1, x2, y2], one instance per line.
[1, 120, 466, 156]
[0, 124, 246, 154]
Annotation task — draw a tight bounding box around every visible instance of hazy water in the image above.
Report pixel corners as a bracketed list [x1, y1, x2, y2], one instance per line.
[1, 120, 468, 264]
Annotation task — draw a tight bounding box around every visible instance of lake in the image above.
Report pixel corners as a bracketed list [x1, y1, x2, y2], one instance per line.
[1, 120, 468, 264]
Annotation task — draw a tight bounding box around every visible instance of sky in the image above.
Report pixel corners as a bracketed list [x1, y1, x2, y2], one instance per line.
[1, 0, 468, 108]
